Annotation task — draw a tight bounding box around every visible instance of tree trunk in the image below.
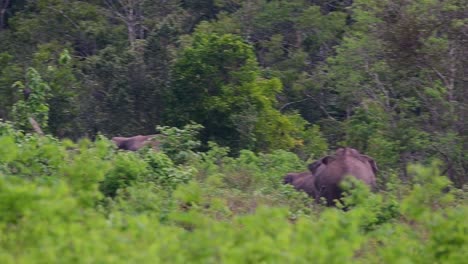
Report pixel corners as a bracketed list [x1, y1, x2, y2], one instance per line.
[0, 0, 11, 30]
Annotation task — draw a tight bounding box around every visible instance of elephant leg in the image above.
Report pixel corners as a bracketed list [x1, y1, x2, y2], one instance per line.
[323, 185, 342, 207]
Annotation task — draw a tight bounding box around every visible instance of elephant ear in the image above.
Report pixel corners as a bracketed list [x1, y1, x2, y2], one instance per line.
[308, 156, 332, 174]
[363, 155, 378, 174]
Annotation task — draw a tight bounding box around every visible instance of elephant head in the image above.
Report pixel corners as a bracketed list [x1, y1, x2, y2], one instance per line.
[111, 134, 162, 151]
[283, 171, 318, 198]
[308, 147, 378, 206]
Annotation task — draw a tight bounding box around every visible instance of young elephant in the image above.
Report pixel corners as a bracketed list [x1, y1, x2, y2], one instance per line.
[111, 134, 162, 151]
[283, 171, 318, 198]
[308, 147, 378, 206]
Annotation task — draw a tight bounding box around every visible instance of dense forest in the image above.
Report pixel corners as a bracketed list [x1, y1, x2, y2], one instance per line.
[0, 0, 467, 262]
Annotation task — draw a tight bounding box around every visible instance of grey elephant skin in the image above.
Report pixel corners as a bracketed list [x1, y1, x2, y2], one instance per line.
[283, 171, 318, 198]
[111, 135, 162, 151]
[308, 147, 378, 206]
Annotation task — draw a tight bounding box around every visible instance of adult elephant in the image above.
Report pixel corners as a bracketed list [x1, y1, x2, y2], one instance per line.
[111, 134, 162, 151]
[308, 147, 378, 206]
[283, 171, 318, 198]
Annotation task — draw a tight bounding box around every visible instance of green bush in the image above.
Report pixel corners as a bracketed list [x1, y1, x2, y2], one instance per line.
[143, 150, 194, 189]
[156, 123, 203, 164]
[0, 124, 466, 263]
[100, 151, 150, 197]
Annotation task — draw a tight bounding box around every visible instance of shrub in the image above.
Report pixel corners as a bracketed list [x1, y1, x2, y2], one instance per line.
[100, 151, 150, 197]
[0, 122, 466, 263]
[156, 123, 203, 164]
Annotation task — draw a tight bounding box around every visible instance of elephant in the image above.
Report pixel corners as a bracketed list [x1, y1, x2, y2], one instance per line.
[283, 171, 318, 198]
[308, 147, 378, 206]
[111, 134, 162, 151]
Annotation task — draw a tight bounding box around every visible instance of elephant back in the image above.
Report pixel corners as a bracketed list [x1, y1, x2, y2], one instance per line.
[309, 147, 378, 206]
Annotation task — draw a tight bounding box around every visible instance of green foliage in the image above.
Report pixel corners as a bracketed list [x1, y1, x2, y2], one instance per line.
[106, 183, 174, 219]
[0, 52, 23, 118]
[0, 0, 467, 260]
[11, 68, 51, 132]
[2, 0, 467, 171]
[300, 124, 329, 160]
[143, 150, 194, 189]
[100, 151, 151, 197]
[401, 161, 454, 221]
[100, 148, 194, 199]
[174, 180, 204, 207]
[156, 123, 203, 164]
[0, 0, 465, 186]
[33, 46, 80, 137]
[0, 119, 23, 139]
[168, 32, 306, 152]
[343, 103, 400, 169]
[0, 124, 467, 263]
[426, 207, 468, 262]
[7, 46, 79, 136]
